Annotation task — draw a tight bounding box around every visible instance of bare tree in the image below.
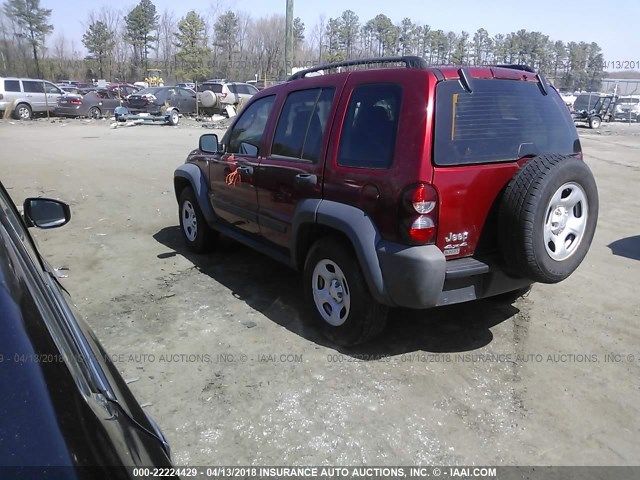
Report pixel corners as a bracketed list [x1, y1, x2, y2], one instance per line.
[157, 9, 177, 81]
[51, 31, 67, 79]
[313, 14, 326, 64]
[257, 14, 284, 80]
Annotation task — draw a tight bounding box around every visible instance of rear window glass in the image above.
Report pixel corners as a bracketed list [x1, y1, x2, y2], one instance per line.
[22, 81, 44, 93]
[434, 79, 579, 165]
[199, 83, 223, 93]
[337, 84, 402, 169]
[271, 87, 335, 162]
[4, 80, 20, 92]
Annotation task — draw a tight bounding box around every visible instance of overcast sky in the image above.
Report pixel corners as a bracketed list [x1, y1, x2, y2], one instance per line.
[45, 0, 639, 65]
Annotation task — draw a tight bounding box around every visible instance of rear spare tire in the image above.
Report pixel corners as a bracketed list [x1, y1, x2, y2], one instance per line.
[498, 154, 598, 283]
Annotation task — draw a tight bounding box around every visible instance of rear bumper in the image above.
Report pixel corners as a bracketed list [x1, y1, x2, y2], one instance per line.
[55, 106, 83, 116]
[128, 106, 160, 115]
[376, 242, 532, 309]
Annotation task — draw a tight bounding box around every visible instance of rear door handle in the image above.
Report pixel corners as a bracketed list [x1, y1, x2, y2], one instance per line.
[294, 173, 318, 187]
[237, 165, 253, 176]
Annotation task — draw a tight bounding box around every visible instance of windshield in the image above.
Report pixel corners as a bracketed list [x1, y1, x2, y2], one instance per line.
[434, 79, 579, 165]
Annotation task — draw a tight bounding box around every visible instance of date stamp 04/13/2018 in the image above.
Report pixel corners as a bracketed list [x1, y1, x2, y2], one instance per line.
[602, 60, 640, 70]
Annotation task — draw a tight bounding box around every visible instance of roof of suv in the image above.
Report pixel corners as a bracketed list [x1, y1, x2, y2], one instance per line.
[202, 80, 252, 86]
[286, 56, 542, 84]
[1, 76, 55, 82]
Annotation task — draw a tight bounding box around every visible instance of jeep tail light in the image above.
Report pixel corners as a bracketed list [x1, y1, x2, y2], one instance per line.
[400, 184, 439, 245]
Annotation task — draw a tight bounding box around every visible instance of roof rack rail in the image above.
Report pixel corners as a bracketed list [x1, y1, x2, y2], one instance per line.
[491, 64, 537, 73]
[287, 56, 429, 81]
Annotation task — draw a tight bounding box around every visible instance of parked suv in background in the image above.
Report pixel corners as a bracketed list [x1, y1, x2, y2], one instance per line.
[197, 80, 259, 113]
[0, 77, 64, 119]
[174, 57, 599, 346]
[613, 95, 640, 122]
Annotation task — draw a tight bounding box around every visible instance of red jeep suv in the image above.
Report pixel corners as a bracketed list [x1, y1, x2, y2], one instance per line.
[173, 57, 598, 345]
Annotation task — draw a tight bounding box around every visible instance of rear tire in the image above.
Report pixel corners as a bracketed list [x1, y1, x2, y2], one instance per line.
[14, 103, 32, 120]
[178, 188, 218, 253]
[88, 106, 101, 119]
[303, 237, 388, 346]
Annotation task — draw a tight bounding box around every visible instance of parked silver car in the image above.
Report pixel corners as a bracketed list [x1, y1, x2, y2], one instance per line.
[0, 77, 64, 120]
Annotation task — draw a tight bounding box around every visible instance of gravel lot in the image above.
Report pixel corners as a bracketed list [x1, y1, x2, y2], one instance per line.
[1, 117, 639, 466]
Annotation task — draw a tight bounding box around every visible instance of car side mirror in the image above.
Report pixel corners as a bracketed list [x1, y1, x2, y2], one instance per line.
[23, 198, 71, 229]
[199, 134, 220, 154]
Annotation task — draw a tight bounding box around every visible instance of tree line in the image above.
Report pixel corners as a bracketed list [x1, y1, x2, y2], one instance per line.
[0, 0, 606, 91]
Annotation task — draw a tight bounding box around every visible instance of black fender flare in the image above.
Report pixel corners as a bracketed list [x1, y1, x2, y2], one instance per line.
[173, 163, 217, 224]
[291, 199, 393, 305]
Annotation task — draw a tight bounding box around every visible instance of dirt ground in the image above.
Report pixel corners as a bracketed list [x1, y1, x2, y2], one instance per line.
[1, 117, 639, 466]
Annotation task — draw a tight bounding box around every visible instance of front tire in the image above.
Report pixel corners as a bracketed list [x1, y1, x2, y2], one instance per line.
[589, 116, 601, 129]
[303, 237, 388, 346]
[178, 188, 218, 253]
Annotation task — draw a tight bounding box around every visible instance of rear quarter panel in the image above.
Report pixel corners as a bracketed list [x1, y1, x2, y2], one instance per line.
[432, 162, 521, 258]
[322, 69, 435, 242]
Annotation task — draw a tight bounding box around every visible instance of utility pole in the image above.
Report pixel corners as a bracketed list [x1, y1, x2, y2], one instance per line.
[284, 0, 294, 78]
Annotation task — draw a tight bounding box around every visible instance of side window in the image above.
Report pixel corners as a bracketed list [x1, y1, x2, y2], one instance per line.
[271, 87, 335, 162]
[4, 80, 21, 92]
[229, 84, 238, 94]
[337, 84, 402, 169]
[179, 88, 193, 98]
[44, 82, 61, 94]
[226, 95, 276, 156]
[22, 81, 45, 93]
